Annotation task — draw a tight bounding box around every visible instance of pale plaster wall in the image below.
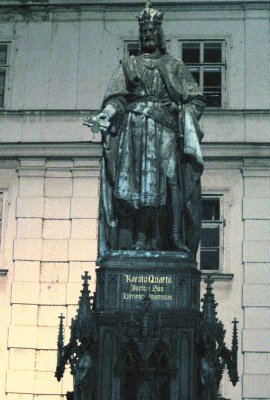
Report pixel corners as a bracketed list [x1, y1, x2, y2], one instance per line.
[0, 6, 269, 113]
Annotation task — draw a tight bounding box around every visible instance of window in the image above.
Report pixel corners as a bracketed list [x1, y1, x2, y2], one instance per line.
[0, 43, 9, 108]
[126, 41, 140, 57]
[179, 41, 225, 107]
[200, 196, 223, 271]
[122, 39, 225, 107]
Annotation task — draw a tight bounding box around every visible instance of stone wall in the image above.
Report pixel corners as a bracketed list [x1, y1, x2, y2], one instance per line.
[242, 165, 270, 399]
[3, 158, 99, 399]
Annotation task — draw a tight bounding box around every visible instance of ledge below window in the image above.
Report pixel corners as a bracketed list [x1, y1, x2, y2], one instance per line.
[201, 272, 234, 281]
[0, 269, 8, 276]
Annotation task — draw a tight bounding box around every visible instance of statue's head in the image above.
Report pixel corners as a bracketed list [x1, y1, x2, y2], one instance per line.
[138, 2, 166, 54]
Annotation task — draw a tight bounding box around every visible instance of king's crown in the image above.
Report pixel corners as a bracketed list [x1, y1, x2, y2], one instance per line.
[138, 2, 164, 27]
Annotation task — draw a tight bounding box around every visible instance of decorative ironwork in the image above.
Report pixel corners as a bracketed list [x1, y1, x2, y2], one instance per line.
[116, 295, 176, 399]
[55, 271, 97, 400]
[198, 276, 239, 400]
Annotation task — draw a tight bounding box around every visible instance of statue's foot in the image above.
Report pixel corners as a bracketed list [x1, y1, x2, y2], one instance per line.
[132, 238, 146, 250]
[172, 235, 190, 252]
[146, 238, 158, 251]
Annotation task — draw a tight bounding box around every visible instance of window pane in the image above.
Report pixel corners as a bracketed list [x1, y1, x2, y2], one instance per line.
[182, 43, 200, 63]
[0, 70, 5, 86]
[204, 88, 221, 107]
[0, 45, 7, 64]
[202, 198, 220, 221]
[200, 249, 219, 270]
[188, 67, 200, 85]
[203, 67, 222, 86]
[203, 68, 222, 107]
[201, 226, 219, 247]
[204, 42, 222, 63]
[127, 42, 139, 57]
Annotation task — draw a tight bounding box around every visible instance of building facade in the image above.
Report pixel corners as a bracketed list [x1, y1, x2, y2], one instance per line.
[0, 1, 269, 399]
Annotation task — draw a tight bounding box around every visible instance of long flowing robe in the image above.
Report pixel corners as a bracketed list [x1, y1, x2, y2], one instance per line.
[98, 53, 205, 256]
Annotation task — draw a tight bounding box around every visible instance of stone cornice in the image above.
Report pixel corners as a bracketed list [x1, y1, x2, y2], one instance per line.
[202, 142, 270, 159]
[1, 109, 270, 116]
[0, 142, 269, 161]
[0, 1, 269, 13]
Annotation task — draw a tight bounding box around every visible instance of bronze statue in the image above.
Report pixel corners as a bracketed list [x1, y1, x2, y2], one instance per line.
[85, 2, 205, 255]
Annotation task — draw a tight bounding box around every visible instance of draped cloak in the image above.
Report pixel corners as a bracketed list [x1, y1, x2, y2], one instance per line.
[98, 53, 205, 256]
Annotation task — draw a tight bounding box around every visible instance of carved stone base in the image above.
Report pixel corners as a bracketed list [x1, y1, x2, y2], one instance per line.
[96, 250, 201, 311]
[55, 252, 238, 400]
[95, 251, 202, 400]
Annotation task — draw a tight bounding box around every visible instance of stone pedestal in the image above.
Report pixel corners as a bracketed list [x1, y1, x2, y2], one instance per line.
[55, 251, 238, 400]
[95, 251, 202, 400]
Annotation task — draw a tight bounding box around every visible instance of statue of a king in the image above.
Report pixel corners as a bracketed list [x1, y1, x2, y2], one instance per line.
[86, 2, 205, 256]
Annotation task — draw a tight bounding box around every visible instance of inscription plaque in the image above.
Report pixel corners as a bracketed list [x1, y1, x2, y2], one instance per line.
[121, 273, 175, 307]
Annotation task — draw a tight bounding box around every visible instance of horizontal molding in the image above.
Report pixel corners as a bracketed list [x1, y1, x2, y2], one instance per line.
[0, 142, 269, 160]
[1, 109, 270, 116]
[201, 272, 234, 281]
[202, 142, 270, 159]
[0, 142, 102, 159]
[0, 1, 269, 12]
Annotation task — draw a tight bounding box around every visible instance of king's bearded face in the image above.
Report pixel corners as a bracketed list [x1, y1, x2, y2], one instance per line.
[140, 23, 160, 53]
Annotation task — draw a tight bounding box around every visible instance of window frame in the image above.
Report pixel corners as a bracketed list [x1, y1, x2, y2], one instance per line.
[199, 195, 224, 273]
[199, 188, 232, 276]
[179, 40, 226, 109]
[0, 42, 10, 109]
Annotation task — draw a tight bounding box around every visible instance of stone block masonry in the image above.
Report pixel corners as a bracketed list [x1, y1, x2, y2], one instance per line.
[242, 169, 270, 399]
[6, 159, 100, 399]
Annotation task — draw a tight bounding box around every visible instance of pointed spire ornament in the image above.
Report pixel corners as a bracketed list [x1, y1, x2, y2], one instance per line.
[77, 271, 92, 320]
[199, 277, 239, 399]
[229, 318, 239, 386]
[201, 275, 218, 324]
[55, 271, 98, 389]
[55, 314, 65, 381]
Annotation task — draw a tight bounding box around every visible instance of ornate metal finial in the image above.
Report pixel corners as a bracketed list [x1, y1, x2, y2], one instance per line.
[138, 2, 164, 27]
[205, 275, 214, 291]
[55, 313, 65, 381]
[201, 275, 217, 324]
[55, 271, 98, 393]
[77, 271, 92, 320]
[199, 281, 239, 398]
[82, 270, 91, 286]
[229, 318, 239, 385]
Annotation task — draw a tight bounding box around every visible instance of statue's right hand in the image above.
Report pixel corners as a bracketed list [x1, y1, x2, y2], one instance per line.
[83, 113, 110, 134]
[96, 104, 117, 132]
[95, 112, 111, 132]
